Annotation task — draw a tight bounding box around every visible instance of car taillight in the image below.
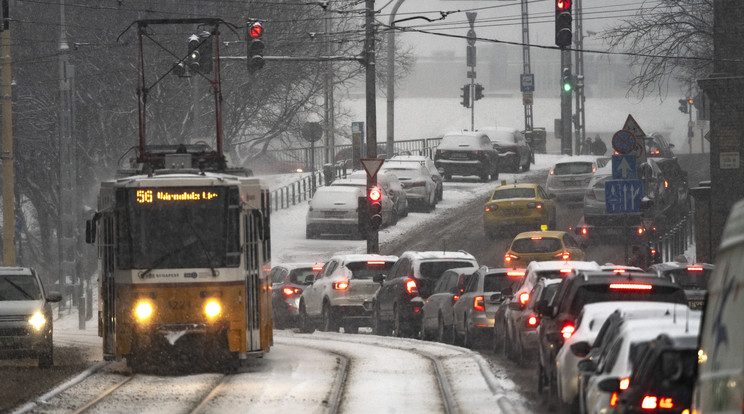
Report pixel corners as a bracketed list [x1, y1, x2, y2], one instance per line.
[485, 204, 498, 212]
[474, 296, 485, 311]
[527, 202, 543, 209]
[452, 295, 460, 304]
[549, 169, 555, 175]
[560, 268, 573, 274]
[519, 292, 530, 305]
[283, 287, 302, 296]
[527, 315, 538, 327]
[687, 266, 704, 271]
[312, 265, 324, 271]
[333, 281, 349, 290]
[641, 395, 675, 409]
[637, 227, 645, 235]
[619, 377, 630, 390]
[641, 396, 658, 410]
[610, 392, 619, 407]
[554, 251, 571, 260]
[580, 226, 588, 235]
[368, 260, 386, 265]
[609, 283, 652, 290]
[507, 270, 525, 277]
[405, 279, 418, 295]
[505, 253, 519, 263]
[531, 235, 543, 240]
[560, 323, 575, 339]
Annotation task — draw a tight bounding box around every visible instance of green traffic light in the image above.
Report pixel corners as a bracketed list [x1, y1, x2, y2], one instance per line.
[563, 82, 572, 92]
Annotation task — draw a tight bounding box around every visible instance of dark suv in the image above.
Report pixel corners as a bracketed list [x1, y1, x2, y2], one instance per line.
[434, 131, 499, 182]
[373, 251, 478, 338]
[535, 271, 687, 408]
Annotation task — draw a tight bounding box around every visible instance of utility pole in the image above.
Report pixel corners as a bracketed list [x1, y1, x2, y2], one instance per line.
[573, 0, 586, 154]
[520, 0, 533, 134]
[386, 0, 405, 159]
[364, 0, 378, 254]
[324, 15, 335, 164]
[560, 50, 573, 155]
[1, 0, 14, 266]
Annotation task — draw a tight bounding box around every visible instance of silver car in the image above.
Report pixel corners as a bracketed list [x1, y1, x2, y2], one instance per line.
[306, 185, 395, 239]
[379, 161, 437, 212]
[389, 155, 444, 203]
[0, 267, 62, 368]
[546, 159, 597, 201]
[336, 170, 409, 218]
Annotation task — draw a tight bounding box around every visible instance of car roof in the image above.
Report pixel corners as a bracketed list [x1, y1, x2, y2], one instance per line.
[331, 254, 399, 264]
[495, 183, 539, 190]
[648, 261, 715, 272]
[0, 267, 33, 276]
[527, 260, 602, 272]
[580, 300, 692, 319]
[390, 155, 428, 162]
[513, 230, 572, 240]
[273, 262, 321, 270]
[618, 316, 701, 339]
[442, 267, 479, 275]
[400, 250, 477, 261]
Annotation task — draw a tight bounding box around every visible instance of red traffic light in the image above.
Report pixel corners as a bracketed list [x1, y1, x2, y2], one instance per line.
[369, 188, 382, 202]
[249, 22, 263, 38]
[556, 0, 571, 10]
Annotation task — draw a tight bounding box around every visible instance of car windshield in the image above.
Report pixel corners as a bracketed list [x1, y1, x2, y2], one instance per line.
[346, 261, 396, 279]
[420, 261, 476, 279]
[0, 275, 42, 301]
[511, 238, 562, 253]
[492, 188, 536, 200]
[289, 268, 318, 285]
[484, 274, 523, 292]
[553, 162, 594, 175]
[665, 268, 713, 289]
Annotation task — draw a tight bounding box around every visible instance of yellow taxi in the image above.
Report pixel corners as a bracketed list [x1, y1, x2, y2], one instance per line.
[483, 182, 557, 240]
[503, 230, 586, 267]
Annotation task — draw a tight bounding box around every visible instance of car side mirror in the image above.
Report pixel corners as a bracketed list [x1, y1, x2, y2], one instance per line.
[373, 274, 385, 284]
[577, 358, 597, 373]
[598, 377, 621, 393]
[570, 341, 591, 357]
[46, 291, 63, 303]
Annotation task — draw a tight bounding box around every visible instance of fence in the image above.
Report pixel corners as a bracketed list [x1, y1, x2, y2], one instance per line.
[651, 211, 695, 262]
[268, 162, 348, 212]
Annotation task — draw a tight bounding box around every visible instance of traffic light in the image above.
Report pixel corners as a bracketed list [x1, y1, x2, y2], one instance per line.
[368, 187, 383, 230]
[555, 0, 572, 48]
[460, 84, 471, 108]
[561, 68, 572, 93]
[247, 21, 265, 73]
[474, 84, 484, 101]
[678, 98, 688, 113]
[187, 34, 201, 72]
[196, 31, 213, 73]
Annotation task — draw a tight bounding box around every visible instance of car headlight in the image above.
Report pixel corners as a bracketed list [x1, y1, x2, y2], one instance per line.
[135, 301, 153, 321]
[28, 312, 46, 331]
[205, 300, 221, 318]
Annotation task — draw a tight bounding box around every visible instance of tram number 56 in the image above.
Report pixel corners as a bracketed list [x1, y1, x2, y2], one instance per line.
[137, 190, 153, 203]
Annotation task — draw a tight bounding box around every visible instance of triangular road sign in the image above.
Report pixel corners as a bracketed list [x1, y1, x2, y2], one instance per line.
[642, 218, 654, 231]
[623, 115, 646, 138]
[360, 158, 384, 180]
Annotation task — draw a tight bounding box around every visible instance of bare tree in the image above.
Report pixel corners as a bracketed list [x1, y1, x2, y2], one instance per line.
[601, 0, 714, 99]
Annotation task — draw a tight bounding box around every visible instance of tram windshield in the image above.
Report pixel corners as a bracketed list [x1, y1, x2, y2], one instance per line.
[117, 186, 240, 270]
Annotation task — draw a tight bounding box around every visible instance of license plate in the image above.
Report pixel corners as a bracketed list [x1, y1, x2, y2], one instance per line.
[501, 208, 520, 215]
[324, 211, 346, 218]
[688, 300, 704, 310]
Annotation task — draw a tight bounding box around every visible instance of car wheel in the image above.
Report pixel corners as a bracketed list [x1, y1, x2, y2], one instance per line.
[393, 305, 409, 337]
[516, 336, 526, 367]
[305, 226, 316, 239]
[322, 302, 339, 332]
[437, 314, 453, 344]
[38, 341, 53, 369]
[463, 316, 475, 349]
[273, 314, 284, 330]
[492, 323, 503, 353]
[548, 371, 559, 412]
[390, 208, 399, 225]
[372, 305, 391, 336]
[298, 301, 315, 333]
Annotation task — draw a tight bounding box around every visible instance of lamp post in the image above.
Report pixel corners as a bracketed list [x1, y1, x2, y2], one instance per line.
[386, 0, 405, 159]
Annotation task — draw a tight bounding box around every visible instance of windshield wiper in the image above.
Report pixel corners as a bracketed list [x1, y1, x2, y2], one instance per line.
[185, 216, 217, 277]
[4, 279, 34, 299]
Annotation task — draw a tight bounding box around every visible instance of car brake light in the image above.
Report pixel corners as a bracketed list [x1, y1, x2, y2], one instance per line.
[312, 265, 324, 271]
[333, 281, 349, 290]
[452, 295, 460, 304]
[527, 202, 543, 209]
[610, 392, 619, 407]
[664, 179, 669, 188]
[549, 169, 555, 175]
[609, 283, 652, 290]
[560, 323, 575, 339]
[405, 279, 418, 294]
[659, 397, 674, 409]
[283, 287, 302, 296]
[555, 251, 571, 260]
[531, 235, 543, 240]
[687, 266, 704, 271]
[560, 268, 572, 274]
[519, 292, 530, 305]
[474, 296, 485, 311]
[641, 396, 658, 410]
[367, 261, 386, 265]
[527, 315, 538, 327]
[485, 205, 498, 212]
[581, 227, 588, 235]
[505, 253, 519, 263]
[507, 270, 525, 277]
[638, 227, 645, 235]
[619, 377, 630, 390]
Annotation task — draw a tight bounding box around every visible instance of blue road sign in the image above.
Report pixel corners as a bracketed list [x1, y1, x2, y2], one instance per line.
[612, 155, 636, 179]
[520, 74, 535, 92]
[611, 130, 636, 155]
[605, 179, 644, 214]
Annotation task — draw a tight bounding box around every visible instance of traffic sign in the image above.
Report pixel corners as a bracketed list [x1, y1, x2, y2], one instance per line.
[467, 29, 476, 46]
[611, 130, 636, 155]
[605, 179, 644, 214]
[612, 155, 636, 179]
[360, 158, 384, 180]
[622, 114, 646, 139]
[642, 218, 654, 231]
[520, 74, 535, 92]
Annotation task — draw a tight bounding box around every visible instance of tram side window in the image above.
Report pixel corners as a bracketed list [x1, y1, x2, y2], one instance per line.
[226, 188, 240, 267]
[103, 216, 115, 274]
[261, 190, 271, 263]
[245, 211, 261, 276]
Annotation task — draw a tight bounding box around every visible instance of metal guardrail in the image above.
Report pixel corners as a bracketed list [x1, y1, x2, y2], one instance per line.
[650, 210, 694, 263]
[269, 162, 348, 212]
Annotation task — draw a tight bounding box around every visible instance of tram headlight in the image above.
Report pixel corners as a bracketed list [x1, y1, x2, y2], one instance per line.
[205, 300, 221, 318]
[135, 301, 153, 321]
[28, 312, 46, 331]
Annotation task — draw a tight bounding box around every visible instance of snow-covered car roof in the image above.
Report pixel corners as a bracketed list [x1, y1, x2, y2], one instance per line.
[332, 254, 400, 264]
[526, 260, 601, 272]
[401, 250, 477, 261]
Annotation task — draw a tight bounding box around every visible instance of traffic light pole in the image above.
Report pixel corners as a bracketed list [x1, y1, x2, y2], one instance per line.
[364, 0, 379, 254]
[561, 49, 573, 155]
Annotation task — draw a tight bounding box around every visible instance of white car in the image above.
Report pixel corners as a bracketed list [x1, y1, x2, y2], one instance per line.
[306, 185, 395, 239]
[298, 254, 398, 334]
[546, 159, 597, 201]
[555, 301, 695, 412]
[333, 170, 409, 218]
[388, 154, 443, 202]
[580, 314, 701, 414]
[379, 161, 437, 212]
